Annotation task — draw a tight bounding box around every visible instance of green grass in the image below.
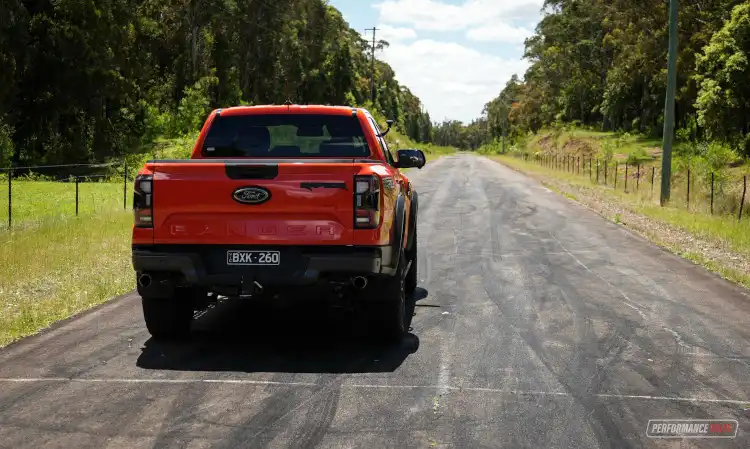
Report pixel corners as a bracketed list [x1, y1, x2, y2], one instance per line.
[0, 211, 133, 346]
[0, 180, 126, 231]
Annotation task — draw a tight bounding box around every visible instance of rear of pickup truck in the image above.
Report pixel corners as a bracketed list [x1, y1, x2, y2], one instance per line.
[131, 106, 424, 342]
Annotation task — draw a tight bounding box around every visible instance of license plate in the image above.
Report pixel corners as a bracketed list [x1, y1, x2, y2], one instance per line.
[226, 250, 281, 266]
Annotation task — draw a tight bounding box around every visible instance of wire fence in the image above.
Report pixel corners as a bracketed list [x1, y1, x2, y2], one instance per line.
[0, 161, 132, 230]
[513, 152, 748, 221]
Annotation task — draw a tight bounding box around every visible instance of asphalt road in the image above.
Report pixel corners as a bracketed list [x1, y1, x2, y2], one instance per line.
[2, 153, 750, 448]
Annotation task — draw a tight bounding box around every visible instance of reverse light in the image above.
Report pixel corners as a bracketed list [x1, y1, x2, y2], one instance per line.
[354, 174, 381, 229]
[139, 179, 152, 194]
[356, 180, 371, 194]
[133, 174, 154, 228]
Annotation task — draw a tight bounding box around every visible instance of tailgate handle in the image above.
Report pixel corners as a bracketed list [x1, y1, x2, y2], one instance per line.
[225, 164, 279, 180]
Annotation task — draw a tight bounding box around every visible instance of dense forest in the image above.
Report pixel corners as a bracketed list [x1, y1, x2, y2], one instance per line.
[442, 0, 750, 158]
[0, 0, 436, 167]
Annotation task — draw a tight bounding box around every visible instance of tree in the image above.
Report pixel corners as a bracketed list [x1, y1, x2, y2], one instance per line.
[0, 0, 436, 165]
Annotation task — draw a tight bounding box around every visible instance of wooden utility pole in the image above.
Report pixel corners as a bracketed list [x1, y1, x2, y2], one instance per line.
[365, 27, 379, 103]
[660, 0, 679, 205]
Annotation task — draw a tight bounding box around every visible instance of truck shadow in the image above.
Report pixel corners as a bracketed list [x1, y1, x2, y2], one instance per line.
[136, 289, 427, 374]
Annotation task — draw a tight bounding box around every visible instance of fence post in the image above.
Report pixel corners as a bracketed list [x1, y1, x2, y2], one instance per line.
[590, 158, 593, 181]
[7, 166, 11, 230]
[625, 164, 628, 192]
[687, 168, 691, 210]
[636, 164, 640, 191]
[651, 167, 655, 198]
[123, 161, 128, 210]
[710, 173, 714, 215]
[75, 176, 80, 216]
[596, 159, 600, 183]
[614, 163, 618, 189]
[604, 161, 608, 185]
[739, 175, 746, 221]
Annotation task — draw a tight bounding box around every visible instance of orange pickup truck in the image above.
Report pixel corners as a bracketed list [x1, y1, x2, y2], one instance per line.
[131, 105, 425, 342]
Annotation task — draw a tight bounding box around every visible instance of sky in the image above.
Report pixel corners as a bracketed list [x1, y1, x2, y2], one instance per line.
[328, 0, 545, 124]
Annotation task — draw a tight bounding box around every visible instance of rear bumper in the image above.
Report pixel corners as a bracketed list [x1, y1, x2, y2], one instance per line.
[132, 244, 397, 289]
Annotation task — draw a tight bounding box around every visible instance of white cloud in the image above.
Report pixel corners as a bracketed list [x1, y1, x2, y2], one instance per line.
[378, 39, 529, 123]
[466, 23, 534, 44]
[368, 0, 543, 122]
[377, 24, 418, 42]
[374, 0, 544, 31]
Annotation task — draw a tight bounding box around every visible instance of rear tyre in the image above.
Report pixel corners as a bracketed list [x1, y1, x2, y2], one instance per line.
[141, 289, 195, 340]
[370, 252, 407, 343]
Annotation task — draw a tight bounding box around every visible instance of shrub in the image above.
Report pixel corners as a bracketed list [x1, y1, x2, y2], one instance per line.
[626, 147, 651, 165]
[169, 75, 219, 136]
[599, 140, 615, 162]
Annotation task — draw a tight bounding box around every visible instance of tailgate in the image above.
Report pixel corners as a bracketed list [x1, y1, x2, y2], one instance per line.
[151, 160, 362, 245]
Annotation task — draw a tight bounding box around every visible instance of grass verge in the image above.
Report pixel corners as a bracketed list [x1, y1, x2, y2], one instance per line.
[0, 211, 133, 347]
[0, 180, 125, 231]
[492, 155, 750, 289]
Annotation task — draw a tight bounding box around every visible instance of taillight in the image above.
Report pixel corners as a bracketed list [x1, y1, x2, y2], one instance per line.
[133, 174, 153, 228]
[354, 174, 381, 229]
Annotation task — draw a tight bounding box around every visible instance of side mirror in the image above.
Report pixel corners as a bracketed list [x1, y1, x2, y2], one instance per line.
[378, 119, 395, 137]
[396, 149, 426, 169]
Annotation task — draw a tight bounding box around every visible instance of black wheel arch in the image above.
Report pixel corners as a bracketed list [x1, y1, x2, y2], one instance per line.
[389, 189, 418, 272]
[390, 193, 407, 268]
[406, 190, 418, 252]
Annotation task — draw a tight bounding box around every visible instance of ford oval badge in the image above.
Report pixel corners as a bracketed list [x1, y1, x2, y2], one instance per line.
[232, 186, 271, 205]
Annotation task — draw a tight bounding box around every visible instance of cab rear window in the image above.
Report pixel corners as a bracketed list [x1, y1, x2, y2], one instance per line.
[201, 114, 371, 158]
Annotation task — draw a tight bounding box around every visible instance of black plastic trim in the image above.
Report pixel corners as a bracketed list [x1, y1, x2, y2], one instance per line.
[225, 164, 279, 179]
[132, 245, 393, 287]
[391, 193, 407, 269]
[406, 190, 418, 251]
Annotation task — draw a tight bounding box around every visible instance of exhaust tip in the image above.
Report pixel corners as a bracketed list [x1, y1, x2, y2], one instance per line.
[138, 273, 152, 288]
[352, 276, 368, 290]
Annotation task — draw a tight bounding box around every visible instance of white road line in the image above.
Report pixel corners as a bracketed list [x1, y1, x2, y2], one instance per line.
[1, 378, 747, 405]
